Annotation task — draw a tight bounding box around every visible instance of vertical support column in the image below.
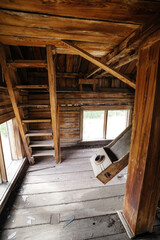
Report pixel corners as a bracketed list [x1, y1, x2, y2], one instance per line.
[103, 110, 108, 139]
[0, 44, 33, 164]
[46, 46, 61, 163]
[123, 41, 160, 236]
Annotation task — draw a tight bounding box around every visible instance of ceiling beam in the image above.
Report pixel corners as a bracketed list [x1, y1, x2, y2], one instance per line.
[0, 0, 159, 24]
[0, 10, 138, 44]
[96, 51, 137, 79]
[62, 40, 136, 89]
[86, 11, 160, 78]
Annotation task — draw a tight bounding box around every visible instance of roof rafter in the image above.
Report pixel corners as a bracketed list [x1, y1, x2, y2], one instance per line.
[86, 11, 160, 79]
[62, 40, 136, 89]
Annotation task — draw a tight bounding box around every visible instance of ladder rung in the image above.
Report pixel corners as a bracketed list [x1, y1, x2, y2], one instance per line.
[25, 129, 52, 137]
[16, 85, 48, 89]
[29, 140, 54, 147]
[32, 149, 54, 157]
[22, 119, 51, 123]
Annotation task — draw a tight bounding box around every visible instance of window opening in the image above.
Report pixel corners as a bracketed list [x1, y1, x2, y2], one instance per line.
[0, 121, 12, 169]
[106, 110, 129, 139]
[83, 111, 104, 141]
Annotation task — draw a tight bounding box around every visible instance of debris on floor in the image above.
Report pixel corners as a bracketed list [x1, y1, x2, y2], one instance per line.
[63, 215, 75, 228]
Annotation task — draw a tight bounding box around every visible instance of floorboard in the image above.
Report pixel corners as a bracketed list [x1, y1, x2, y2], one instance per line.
[0, 147, 160, 240]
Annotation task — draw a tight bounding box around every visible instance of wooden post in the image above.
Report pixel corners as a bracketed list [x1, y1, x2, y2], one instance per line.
[0, 133, 7, 182]
[0, 44, 33, 164]
[46, 46, 61, 163]
[103, 110, 108, 139]
[123, 40, 160, 236]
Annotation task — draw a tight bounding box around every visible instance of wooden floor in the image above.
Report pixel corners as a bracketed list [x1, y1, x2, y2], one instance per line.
[1, 147, 160, 240]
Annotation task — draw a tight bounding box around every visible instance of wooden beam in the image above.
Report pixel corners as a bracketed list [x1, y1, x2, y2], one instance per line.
[79, 79, 98, 85]
[0, 10, 138, 45]
[0, 133, 7, 182]
[0, 0, 159, 24]
[86, 12, 160, 78]
[96, 52, 137, 79]
[0, 35, 114, 57]
[8, 60, 47, 68]
[47, 46, 61, 164]
[123, 40, 160, 236]
[103, 111, 108, 139]
[0, 44, 33, 164]
[16, 85, 48, 89]
[62, 41, 136, 89]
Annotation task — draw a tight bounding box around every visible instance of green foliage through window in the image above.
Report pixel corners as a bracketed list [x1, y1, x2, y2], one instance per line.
[0, 123, 7, 137]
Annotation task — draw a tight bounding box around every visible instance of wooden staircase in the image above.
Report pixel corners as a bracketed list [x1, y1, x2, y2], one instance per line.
[0, 45, 61, 164]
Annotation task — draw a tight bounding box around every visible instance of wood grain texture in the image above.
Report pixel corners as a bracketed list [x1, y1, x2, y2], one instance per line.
[123, 41, 160, 236]
[0, 45, 33, 164]
[47, 46, 61, 163]
[87, 12, 160, 78]
[0, 0, 159, 24]
[62, 40, 136, 89]
[8, 60, 47, 68]
[0, 10, 138, 45]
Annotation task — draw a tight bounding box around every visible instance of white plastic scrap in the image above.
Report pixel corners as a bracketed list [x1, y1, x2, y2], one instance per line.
[22, 195, 28, 202]
[8, 232, 16, 239]
[27, 216, 35, 225]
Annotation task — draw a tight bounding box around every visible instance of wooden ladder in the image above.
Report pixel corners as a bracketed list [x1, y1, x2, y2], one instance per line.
[0, 44, 61, 164]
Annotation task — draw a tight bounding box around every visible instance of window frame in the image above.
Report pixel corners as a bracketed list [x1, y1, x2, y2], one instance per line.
[81, 106, 132, 142]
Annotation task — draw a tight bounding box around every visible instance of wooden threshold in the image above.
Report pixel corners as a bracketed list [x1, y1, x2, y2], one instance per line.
[29, 140, 54, 148]
[22, 119, 51, 123]
[25, 129, 52, 137]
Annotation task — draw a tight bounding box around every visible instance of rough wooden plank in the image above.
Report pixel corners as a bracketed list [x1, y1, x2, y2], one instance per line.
[25, 130, 52, 137]
[47, 46, 61, 163]
[0, 44, 33, 164]
[1, 214, 125, 240]
[62, 40, 136, 89]
[16, 85, 48, 89]
[32, 150, 54, 157]
[8, 60, 47, 68]
[22, 119, 51, 123]
[0, 10, 138, 44]
[87, 12, 160, 78]
[29, 140, 54, 148]
[123, 41, 160, 236]
[4, 196, 124, 229]
[14, 183, 126, 209]
[0, 0, 159, 24]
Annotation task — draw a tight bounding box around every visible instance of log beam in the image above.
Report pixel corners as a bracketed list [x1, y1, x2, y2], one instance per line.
[62, 40, 136, 89]
[86, 12, 160, 78]
[8, 60, 47, 69]
[0, 44, 33, 164]
[46, 46, 61, 164]
[123, 40, 160, 236]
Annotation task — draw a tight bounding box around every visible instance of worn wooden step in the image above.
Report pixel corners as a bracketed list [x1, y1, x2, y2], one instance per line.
[32, 149, 55, 157]
[25, 129, 52, 137]
[29, 140, 54, 147]
[22, 119, 51, 123]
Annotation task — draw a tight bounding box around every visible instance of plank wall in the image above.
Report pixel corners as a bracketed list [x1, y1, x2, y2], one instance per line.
[28, 91, 134, 147]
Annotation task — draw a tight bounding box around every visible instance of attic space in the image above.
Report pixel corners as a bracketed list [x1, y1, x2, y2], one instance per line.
[0, 1, 160, 239]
